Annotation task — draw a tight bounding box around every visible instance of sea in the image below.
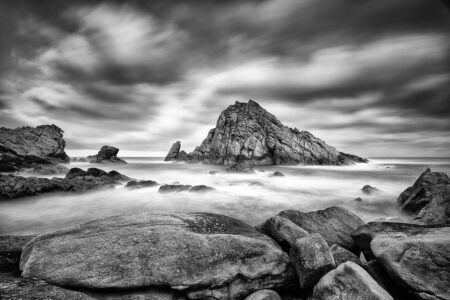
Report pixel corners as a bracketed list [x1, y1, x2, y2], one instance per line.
[1, 157, 449, 235]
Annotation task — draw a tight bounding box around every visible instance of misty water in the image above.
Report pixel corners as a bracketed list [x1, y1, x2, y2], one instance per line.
[1, 157, 449, 235]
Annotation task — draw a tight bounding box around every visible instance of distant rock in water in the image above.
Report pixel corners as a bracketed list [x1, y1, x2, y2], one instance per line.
[88, 145, 127, 164]
[173, 100, 366, 166]
[125, 180, 158, 189]
[0, 125, 70, 172]
[362, 185, 380, 194]
[397, 168, 450, 225]
[164, 141, 187, 161]
[158, 184, 215, 193]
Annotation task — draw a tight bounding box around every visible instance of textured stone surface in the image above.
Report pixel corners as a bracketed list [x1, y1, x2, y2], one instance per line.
[330, 244, 361, 266]
[0, 167, 129, 199]
[20, 212, 295, 299]
[290, 234, 335, 290]
[397, 168, 450, 225]
[371, 226, 450, 300]
[351, 222, 442, 261]
[0, 235, 35, 273]
[88, 145, 127, 164]
[184, 100, 367, 166]
[279, 206, 365, 253]
[244, 289, 282, 300]
[0, 125, 70, 171]
[311, 262, 393, 300]
[258, 216, 309, 249]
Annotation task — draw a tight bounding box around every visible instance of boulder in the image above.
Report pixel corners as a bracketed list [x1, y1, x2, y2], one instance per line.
[351, 222, 441, 261]
[363, 260, 405, 300]
[278, 206, 365, 253]
[88, 145, 127, 164]
[310, 262, 393, 300]
[0, 168, 130, 199]
[397, 168, 450, 225]
[0, 235, 35, 273]
[258, 216, 309, 249]
[271, 171, 285, 177]
[244, 289, 281, 300]
[370, 225, 450, 300]
[184, 100, 367, 165]
[125, 180, 158, 188]
[289, 234, 335, 290]
[362, 185, 380, 194]
[20, 212, 295, 299]
[330, 244, 361, 266]
[0, 125, 70, 171]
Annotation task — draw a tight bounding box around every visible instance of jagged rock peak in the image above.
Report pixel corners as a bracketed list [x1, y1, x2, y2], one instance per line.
[182, 100, 366, 166]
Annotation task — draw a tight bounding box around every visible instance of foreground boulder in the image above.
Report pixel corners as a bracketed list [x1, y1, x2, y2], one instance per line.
[184, 100, 367, 165]
[370, 225, 450, 300]
[20, 212, 295, 299]
[397, 168, 449, 225]
[257, 216, 309, 249]
[0, 125, 70, 172]
[88, 145, 127, 164]
[278, 206, 365, 253]
[290, 234, 335, 290]
[0, 167, 130, 199]
[311, 262, 393, 300]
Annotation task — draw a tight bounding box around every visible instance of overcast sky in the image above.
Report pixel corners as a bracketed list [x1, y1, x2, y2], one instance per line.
[1, 0, 449, 157]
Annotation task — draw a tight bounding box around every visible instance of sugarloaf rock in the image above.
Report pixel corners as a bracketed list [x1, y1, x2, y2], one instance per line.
[0, 125, 70, 172]
[168, 100, 366, 166]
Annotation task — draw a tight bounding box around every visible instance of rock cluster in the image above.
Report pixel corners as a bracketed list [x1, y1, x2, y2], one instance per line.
[397, 168, 449, 225]
[0, 167, 130, 199]
[0, 125, 70, 172]
[87, 145, 127, 164]
[166, 100, 367, 166]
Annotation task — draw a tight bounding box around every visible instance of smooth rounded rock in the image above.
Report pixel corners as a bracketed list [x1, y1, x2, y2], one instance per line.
[259, 216, 309, 248]
[244, 289, 281, 300]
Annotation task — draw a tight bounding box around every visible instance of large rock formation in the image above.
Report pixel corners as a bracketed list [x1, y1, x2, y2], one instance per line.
[176, 100, 366, 165]
[0, 125, 70, 172]
[87, 145, 127, 164]
[397, 168, 449, 225]
[0, 167, 130, 199]
[20, 212, 295, 299]
[277, 206, 365, 253]
[370, 225, 450, 300]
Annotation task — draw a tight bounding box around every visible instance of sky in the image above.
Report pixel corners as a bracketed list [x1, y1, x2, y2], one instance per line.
[0, 0, 449, 157]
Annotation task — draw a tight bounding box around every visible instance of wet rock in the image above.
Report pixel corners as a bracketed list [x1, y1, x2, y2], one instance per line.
[184, 100, 367, 165]
[0, 235, 35, 273]
[290, 234, 335, 290]
[20, 212, 295, 299]
[0, 125, 70, 171]
[258, 216, 309, 249]
[362, 185, 380, 194]
[271, 171, 285, 177]
[29, 164, 69, 175]
[244, 289, 281, 300]
[310, 262, 393, 300]
[126, 180, 158, 188]
[354, 197, 363, 202]
[370, 225, 450, 300]
[279, 206, 365, 253]
[158, 184, 192, 193]
[189, 185, 215, 192]
[330, 244, 361, 266]
[397, 168, 450, 225]
[88, 145, 127, 164]
[225, 163, 255, 173]
[0, 168, 130, 199]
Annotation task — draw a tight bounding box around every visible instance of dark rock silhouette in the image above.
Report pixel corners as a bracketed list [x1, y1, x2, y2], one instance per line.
[164, 141, 187, 161]
[362, 185, 380, 194]
[0, 125, 69, 172]
[87, 145, 126, 164]
[172, 100, 367, 166]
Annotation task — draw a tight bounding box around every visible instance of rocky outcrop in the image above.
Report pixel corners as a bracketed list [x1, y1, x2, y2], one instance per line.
[182, 100, 366, 166]
[370, 225, 450, 300]
[0, 167, 130, 199]
[164, 141, 188, 161]
[397, 168, 450, 225]
[0, 125, 70, 172]
[290, 234, 335, 290]
[278, 206, 365, 253]
[310, 262, 393, 300]
[87, 145, 127, 164]
[20, 212, 295, 299]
